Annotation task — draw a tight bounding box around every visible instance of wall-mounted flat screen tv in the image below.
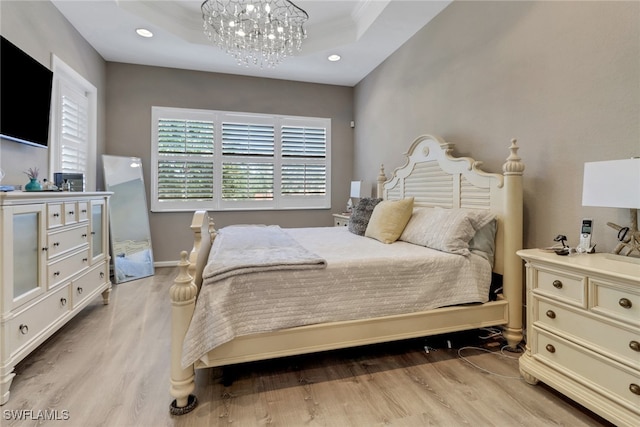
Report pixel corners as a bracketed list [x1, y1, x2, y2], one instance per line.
[0, 36, 53, 148]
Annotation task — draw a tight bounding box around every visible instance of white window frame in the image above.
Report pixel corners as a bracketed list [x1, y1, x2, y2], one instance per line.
[151, 106, 331, 212]
[49, 55, 97, 191]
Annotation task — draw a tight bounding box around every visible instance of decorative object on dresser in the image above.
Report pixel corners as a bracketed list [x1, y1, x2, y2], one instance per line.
[0, 191, 112, 405]
[169, 134, 525, 415]
[517, 249, 640, 426]
[582, 158, 640, 258]
[23, 168, 41, 192]
[332, 213, 350, 227]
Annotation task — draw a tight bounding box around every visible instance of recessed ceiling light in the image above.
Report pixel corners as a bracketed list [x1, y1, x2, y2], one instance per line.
[136, 28, 154, 38]
[328, 54, 341, 62]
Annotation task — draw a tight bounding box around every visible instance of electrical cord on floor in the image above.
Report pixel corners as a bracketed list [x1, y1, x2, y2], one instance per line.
[456, 345, 523, 379]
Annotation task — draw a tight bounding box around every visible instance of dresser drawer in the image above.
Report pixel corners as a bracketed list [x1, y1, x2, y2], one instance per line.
[48, 249, 90, 289]
[47, 203, 63, 229]
[77, 201, 89, 222]
[535, 298, 640, 369]
[591, 278, 640, 328]
[8, 285, 71, 358]
[534, 267, 587, 308]
[47, 224, 89, 259]
[533, 328, 640, 414]
[64, 202, 78, 225]
[71, 262, 109, 308]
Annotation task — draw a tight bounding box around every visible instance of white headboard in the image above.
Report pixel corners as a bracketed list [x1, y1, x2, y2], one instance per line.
[376, 134, 524, 282]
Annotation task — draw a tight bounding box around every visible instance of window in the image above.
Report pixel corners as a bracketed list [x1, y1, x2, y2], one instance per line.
[49, 55, 97, 191]
[151, 107, 331, 212]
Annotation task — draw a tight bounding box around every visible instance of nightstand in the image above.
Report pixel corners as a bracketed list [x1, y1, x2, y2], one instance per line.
[332, 213, 350, 227]
[517, 249, 640, 427]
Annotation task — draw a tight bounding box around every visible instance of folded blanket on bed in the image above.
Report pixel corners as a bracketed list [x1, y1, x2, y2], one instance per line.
[203, 225, 327, 283]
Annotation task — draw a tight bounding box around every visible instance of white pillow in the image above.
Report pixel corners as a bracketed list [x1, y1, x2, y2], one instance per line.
[400, 207, 495, 255]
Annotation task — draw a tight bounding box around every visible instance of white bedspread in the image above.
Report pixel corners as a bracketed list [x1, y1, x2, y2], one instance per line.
[182, 226, 492, 367]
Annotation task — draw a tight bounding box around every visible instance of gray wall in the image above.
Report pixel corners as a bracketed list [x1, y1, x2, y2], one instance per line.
[105, 63, 354, 262]
[354, 0, 639, 254]
[0, 0, 107, 189]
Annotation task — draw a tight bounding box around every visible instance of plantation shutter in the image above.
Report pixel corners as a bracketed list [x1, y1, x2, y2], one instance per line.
[59, 83, 89, 174]
[156, 118, 214, 201]
[281, 125, 327, 196]
[151, 107, 330, 211]
[221, 122, 274, 200]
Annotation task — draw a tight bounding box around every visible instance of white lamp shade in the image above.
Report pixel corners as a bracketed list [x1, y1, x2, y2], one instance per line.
[350, 180, 370, 198]
[582, 158, 640, 209]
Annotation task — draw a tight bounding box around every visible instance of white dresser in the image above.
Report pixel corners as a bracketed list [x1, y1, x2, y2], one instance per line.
[517, 249, 640, 426]
[0, 191, 112, 405]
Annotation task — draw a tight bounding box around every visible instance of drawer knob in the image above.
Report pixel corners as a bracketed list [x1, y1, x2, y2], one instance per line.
[82, 258, 88, 263]
[545, 310, 556, 319]
[53, 213, 60, 218]
[618, 298, 632, 309]
[100, 272, 105, 279]
[77, 287, 83, 295]
[545, 344, 556, 353]
[53, 242, 60, 247]
[19, 324, 29, 335]
[630, 384, 640, 396]
[42, 247, 48, 252]
[82, 233, 87, 238]
[68, 211, 74, 215]
[81, 209, 87, 213]
[60, 297, 67, 307]
[630, 341, 640, 352]
[53, 271, 61, 277]
[552, 280, 563, 289]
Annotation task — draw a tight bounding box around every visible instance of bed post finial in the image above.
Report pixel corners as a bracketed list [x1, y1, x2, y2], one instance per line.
[169, 251, 198, 415]
[377, 164, 387, 198]
[503, 139, 525, 175]
[501, 138, 525, 348]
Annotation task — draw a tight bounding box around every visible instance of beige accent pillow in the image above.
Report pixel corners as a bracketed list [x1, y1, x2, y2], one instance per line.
[364, 198, 415, 243]
[400, 207, 495, 255]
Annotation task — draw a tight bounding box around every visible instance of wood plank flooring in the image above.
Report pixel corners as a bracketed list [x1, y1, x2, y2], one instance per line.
[2, 267, 613, 427]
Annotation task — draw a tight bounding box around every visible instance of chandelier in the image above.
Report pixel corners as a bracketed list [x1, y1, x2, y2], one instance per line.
[201, 0, 309, 68]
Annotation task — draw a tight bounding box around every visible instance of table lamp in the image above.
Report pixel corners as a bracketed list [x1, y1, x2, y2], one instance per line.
[582, 158, 640, 258]
[346, 180, 370, 213]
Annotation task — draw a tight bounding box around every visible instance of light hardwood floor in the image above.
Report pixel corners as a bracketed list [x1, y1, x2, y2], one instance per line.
[2, 267, 613, 427]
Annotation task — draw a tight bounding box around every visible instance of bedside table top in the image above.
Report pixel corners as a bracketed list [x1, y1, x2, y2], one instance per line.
[333, 213, 351, 219]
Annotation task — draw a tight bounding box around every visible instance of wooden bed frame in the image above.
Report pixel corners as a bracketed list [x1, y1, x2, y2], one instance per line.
[169, 134, 525, 414]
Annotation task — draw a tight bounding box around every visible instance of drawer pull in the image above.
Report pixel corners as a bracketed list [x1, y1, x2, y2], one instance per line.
[53, 242, 60, 247]
[42, 247, 48, 252]
[68, 211, 74, 215]
[77, 287, 83, 295]
[19, 324, 29, 335]
[53, 271, 61, 277]
[82, 233, 87, 238]
[81, 209, 87, 213]
[82, 258, 88, 262]
[630, 384, 640, 396]
[60, 297, 67, 307]
[545, 310, 556, 319]
[53, 213, 60, 218]
[618, 298, 632, 309]
[630, 341, 640, 352]
[100, 272, 105, 279]
[545, 344, 556, 353]
[552, 280, 563, 289]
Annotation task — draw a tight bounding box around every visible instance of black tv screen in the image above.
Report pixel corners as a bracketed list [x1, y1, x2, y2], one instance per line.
[1, 36, 53, 148]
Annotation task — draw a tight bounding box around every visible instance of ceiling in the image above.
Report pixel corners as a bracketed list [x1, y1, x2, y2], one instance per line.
[51, 0, 451, 86]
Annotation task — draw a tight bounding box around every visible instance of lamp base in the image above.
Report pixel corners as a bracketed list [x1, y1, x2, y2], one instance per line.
[606, 208, 640, 257]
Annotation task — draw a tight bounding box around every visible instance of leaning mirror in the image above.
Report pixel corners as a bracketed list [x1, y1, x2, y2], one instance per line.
[103, 155, 154, 283]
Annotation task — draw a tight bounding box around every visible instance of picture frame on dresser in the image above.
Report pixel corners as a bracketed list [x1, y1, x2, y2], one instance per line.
[0, 191, 112, 405]
[517, 249, 640, 427]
